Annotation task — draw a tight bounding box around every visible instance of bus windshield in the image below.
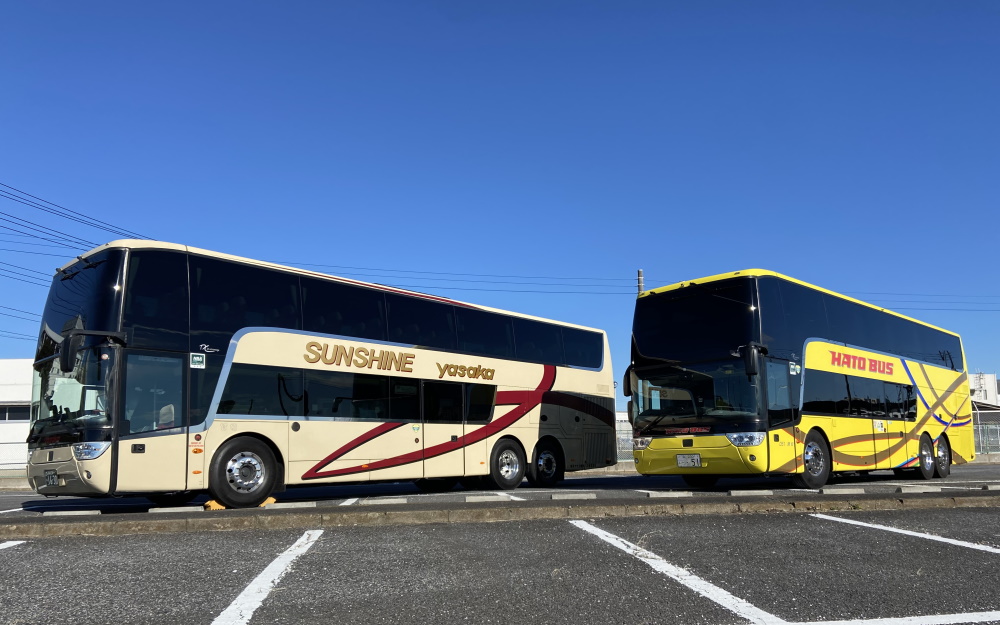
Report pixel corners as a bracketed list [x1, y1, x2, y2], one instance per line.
[631, 360, 760, 435]
[37, 249, 124, 361]
[29, 347, 116, 447]
[632, 278, 756, 363]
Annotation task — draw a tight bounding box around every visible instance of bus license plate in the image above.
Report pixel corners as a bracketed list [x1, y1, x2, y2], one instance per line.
[45, 470, 58, 487]
[677, 454, 702, 468]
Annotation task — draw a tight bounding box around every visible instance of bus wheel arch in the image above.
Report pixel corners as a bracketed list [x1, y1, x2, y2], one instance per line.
[526, 436, 564, 488]
[933, 433, 952, 478]
[791, 428, 831, 489]
[208, 434, 284, 508]
[486, 437, 526, 490]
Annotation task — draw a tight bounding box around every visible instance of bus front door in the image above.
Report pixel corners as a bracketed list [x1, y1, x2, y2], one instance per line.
[114, 353, 188, 493]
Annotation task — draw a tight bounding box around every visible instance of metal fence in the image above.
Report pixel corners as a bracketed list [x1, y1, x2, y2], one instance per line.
[974, 409, 1000, 455]
[616, 420, 633, 462]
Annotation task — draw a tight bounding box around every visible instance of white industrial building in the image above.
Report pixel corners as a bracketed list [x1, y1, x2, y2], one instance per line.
[0, 359, 31, 470]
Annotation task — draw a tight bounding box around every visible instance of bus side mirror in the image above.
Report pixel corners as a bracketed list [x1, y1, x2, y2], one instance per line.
[622, 365, 633, 397]
[741, 343, 767, 378]
[58, 334, 83, 373]
[627, 400, 634, 424]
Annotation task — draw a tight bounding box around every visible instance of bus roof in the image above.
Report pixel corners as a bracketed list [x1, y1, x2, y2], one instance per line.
[639, 268, 960, 338]
[67, 239, 605, 334]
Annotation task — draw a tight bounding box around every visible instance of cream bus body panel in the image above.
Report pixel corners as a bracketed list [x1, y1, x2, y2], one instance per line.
[116, 431, 188, 492]
[200, 330, 615, 489]
[27, 446, 113, 495]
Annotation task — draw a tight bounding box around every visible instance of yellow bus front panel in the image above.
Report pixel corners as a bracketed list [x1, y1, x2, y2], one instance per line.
[634, 435, 768, 475]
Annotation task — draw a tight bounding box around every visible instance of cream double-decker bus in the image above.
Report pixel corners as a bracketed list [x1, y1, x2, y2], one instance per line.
[625, 269, 973, 489]
[27, 241, 616, 508]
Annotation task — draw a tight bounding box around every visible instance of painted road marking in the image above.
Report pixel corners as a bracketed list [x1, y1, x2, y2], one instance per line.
[0, 508, 23, 514]
[570, 519, 789, 625]
[212, 530, 323, 625]
[0, 541, 25, 550]
[339, 498, 358, 506]
[812, 514, 1000, 555]
[572, 519, 1000, 625]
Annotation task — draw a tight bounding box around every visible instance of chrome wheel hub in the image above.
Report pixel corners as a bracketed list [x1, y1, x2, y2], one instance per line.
[498, 449, 520, 480]
[536, 450, 557, 480]
[803, 441, 825, 476]
[225, 451, 265, 493]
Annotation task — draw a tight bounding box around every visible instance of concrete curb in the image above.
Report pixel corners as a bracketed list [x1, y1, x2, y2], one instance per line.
[2, 492, 998, 540]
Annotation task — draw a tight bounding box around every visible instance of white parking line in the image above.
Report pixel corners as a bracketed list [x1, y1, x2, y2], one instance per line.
[211, 530, 323, 625]
[572, 519, 1000, 625]
[0, 541, 25, 550]
[570, 519, 789, 625]
[0, 508, 23, 514]
[812, 514, 1000, 555]
[339, 498, 358, 506]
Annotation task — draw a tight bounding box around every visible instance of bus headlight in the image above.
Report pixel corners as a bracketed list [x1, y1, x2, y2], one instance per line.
[633, 437, 652, 450]
[72, 442, 111, 460]
[726, 433, 765, 447]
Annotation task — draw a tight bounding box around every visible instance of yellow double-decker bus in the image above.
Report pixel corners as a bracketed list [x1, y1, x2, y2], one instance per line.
[26, 241, 616, 508]
[625, 269, 972, 489]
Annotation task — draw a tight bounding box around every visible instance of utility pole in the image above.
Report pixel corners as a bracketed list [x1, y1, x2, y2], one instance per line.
[637, 269, 644, 295]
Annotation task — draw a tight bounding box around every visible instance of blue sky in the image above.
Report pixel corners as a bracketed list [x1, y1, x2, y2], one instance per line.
[1, 2, 997, 408]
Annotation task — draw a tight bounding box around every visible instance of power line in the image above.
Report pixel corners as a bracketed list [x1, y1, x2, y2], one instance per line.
[0, 206, 97, 248]
[0, 182, 150, 239]
[277, 260, 635, 283]
[0, 305, 40, 317]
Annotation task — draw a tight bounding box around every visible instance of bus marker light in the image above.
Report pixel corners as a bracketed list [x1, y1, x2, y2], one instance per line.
[192, 471, 202, 475]
[192, 448, 204, 454]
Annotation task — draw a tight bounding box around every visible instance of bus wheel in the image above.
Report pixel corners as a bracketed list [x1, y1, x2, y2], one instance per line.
[413, 477, 459, 493]
[681, 475, 719, 489]
[791, 431, 831, 489]
[209, 437, 278, 508]
[146, 491, 198, 507]
[933, 435, 952, 478]
[526, 441, 563, 488]
[916, 434, 936, 480]
[487, 439, 525, 490]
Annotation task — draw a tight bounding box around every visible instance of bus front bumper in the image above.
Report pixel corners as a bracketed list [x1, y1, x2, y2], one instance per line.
[26, 446, 112, 496]
[633, 436, 768, 475]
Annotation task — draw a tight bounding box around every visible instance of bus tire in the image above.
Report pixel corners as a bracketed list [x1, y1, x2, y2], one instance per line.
[486, 439, 525, 490]
[791, 430, 831, 489]
[933, 435, 952, 478]
[916, 434, 935, 480]
[209, 436, 278, 509]
[145, 491, 198, 507]
[526, 440, 563, 488]
[681, 475, 719, 489]
[413, 477, 460, 493]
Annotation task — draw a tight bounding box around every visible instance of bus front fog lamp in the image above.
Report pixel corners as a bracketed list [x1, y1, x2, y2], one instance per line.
[72, 442, 111, 461]
[633, 437, 652, 450]
[726, 433, 765, 447]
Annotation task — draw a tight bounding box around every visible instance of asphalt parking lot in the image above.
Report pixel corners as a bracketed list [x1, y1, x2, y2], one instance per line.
[2, 507, 999, 625]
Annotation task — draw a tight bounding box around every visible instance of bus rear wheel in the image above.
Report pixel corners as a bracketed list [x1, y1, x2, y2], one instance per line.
[791, 430, 831, 489]
[934, 435, 952, 478]
[486, 439, 525, 490]
[526, 441, 563, 488]
[209, 436, 278, 508]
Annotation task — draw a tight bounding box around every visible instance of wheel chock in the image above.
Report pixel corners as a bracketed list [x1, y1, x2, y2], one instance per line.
[259, 497, 277, 507]
[203, 500, 227, 511]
